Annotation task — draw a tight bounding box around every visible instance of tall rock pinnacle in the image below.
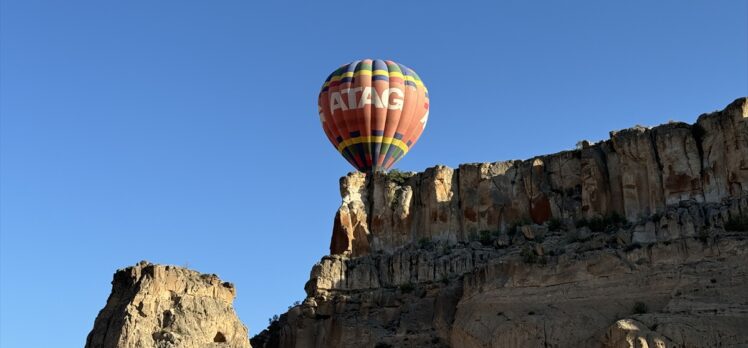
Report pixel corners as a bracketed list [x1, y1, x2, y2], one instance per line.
[85, 261, 251, 348]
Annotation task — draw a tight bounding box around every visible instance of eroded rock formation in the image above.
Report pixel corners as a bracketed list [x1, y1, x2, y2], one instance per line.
[86, 261, 251, 348]
[253, 98, 748, 348]
[330, 97, 748, 257]
[256, 235, 747, 347]
[86, 98, 747, 348]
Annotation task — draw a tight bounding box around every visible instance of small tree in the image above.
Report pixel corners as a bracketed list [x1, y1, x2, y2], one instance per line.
[399, 282, 415, 293]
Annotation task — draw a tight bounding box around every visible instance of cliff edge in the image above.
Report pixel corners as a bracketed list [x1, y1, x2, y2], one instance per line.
[252, 97, 748, 348]
[85, 261, 251, 348]
[330, 97, 748, 257]
[85, 98, 747, 348]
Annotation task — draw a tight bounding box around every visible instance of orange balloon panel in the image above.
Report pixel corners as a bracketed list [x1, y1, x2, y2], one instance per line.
[318, 59, 429, 172]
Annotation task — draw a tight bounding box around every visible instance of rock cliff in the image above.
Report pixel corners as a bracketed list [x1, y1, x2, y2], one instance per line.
[86, 261, 251, 348]
[86, 99, 747, 348]
[330, 97, 748, 257]
[252, 97, 748, 348]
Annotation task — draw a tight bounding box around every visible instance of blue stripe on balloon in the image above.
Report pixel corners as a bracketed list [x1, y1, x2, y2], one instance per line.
[345, 63, 357, 73]
[373, 59, 387, 71]
[398, 64, 411, 76]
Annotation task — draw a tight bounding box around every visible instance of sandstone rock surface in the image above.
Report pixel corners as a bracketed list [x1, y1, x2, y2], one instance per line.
[86, 261, 251, 348]
[330, 97, 748, 257]
[254, 230, 748, 348]
[252, 98, 748, 348]
[86, 99, 748, 348]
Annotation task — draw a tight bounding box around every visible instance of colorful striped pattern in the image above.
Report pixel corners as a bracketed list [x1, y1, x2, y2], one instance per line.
[318, 59, 430, 172]
[321, 63, 428, 92]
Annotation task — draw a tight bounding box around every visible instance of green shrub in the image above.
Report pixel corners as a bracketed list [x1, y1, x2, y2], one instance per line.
[468, 232, 479, 242]
[607, 211, 628, 226]
[697, 229, 709, 243]
[520, 246, 537, 264]
[399, 282, 415, 293]
[547, 218, 563, 231]
[439, 243, 453, 256]
[565, 229, 578, 243]
[418, 237, 434, 250]
[385, 169, 411, 186]
[650, 212, 662, 222]
[725, 214, 748, 232]
[588, 217, 607, 232]
[576, 212, 627, 232]
[479, 230, 493, 246]
[508, 218, 531, 237]
[565, 229, 591, 243]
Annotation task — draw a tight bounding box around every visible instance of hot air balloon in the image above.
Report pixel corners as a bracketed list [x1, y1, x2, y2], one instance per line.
[318, 59, 429, 172]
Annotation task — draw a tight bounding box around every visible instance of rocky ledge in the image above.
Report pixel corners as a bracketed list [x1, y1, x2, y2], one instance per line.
[86, 98, 748, 348]
[252, 98, 748, 348]
[254, 228, 748, 347]
[86, 261, 251, 348]
[330, 97, 748, 257]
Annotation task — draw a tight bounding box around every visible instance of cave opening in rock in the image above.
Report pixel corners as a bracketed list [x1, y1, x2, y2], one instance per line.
[213, 332, 227, 343]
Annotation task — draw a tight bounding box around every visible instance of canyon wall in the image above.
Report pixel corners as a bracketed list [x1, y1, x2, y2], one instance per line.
[252, 97, 748, 348]
[86, 98, 748, 348]
[330, 97, 748, 257]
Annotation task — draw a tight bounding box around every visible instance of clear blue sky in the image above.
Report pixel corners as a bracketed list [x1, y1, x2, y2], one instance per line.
[1, 1, 746, 346]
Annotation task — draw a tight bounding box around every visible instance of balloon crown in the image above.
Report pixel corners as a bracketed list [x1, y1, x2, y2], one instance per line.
[317, 59, 429, 172]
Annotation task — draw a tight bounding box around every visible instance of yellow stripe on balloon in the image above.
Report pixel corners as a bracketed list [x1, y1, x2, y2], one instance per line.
[388, 71, 404, 79]
[323, 70, 427, 92]
[337, 136, 409, 154]
[330, 73, 348, 82]
[404, 76, 427, 88]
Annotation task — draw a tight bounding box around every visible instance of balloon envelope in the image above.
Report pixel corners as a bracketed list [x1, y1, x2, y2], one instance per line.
[318, 59, 429, 172]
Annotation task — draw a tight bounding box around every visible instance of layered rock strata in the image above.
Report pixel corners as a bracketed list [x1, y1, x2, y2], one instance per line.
[255, 228, 748, 347]
[330, 98, 748, 257]
[252, 98, 748, 348]
[86, 261, 251, 348]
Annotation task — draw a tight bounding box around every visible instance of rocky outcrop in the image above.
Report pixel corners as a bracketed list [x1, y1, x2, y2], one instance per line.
[254, 223, 748, 347]
[86, 261, 251, 348]
[330, 97, 748, 257]
[253, 98, 748, 348]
